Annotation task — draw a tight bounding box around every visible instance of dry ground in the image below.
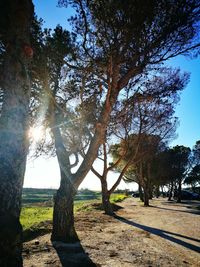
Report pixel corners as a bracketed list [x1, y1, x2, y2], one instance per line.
[23, 198, 200, 267]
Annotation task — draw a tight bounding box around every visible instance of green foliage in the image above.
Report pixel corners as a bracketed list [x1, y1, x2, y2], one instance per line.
[110, 194, 128, 203]
[60, 0, 200, 64]
[170, 145, 191, 180]
[185, 164, 200, 186]
[192, 140, 200, 165]
[184, 140, 200, 189]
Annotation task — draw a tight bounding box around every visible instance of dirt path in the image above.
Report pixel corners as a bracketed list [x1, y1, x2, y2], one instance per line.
[23, 198, 200, 267]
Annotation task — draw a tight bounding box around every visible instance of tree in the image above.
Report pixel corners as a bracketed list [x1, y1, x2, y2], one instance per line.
[170, 145, 191, 202]
[120, 134, 166, 206]
[110, 67, 189, 206]
[152, 149, 176, 200]
[48, 0, 200, 241]
[0, 1, 34, 266]
[193, 140, 200, 164]
[27, 24, 77, 242]
[184, 140, 200, 192]
[185, 164, 200, 191]
[91, 140, 133, 215]
[91, 66, 186, 212]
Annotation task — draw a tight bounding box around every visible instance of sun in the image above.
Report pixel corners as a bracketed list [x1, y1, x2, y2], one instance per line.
[29, 126, 44, 142]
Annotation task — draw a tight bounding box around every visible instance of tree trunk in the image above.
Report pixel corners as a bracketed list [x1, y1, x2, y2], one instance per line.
[161, 185, 164, 196]
[0, 1, 33, 266]
[168, 182, 174, 201]
[143, 186, 150, 206]
[149, 184, 153, 199]
[155, 185, 160, 198]
[143, 164, 150, 206]
[138, 183, 144, 202]
[177, 179, 182, 203]
[51, 173, 79, 243]
[101, 179, 114, 215]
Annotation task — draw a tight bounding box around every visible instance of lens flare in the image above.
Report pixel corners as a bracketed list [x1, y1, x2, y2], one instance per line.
[29, 126, 44, 142]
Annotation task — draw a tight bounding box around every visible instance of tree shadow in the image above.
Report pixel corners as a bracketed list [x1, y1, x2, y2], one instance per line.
[114, 215, 200, 253]
[162, 200, 200, 207]
[150, 205, 200, 216]
[161, 200, 200, 215]
[53, 241, 97, 267]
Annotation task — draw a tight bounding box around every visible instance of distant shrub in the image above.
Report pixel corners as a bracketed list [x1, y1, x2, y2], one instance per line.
[110, 194, 128, 203]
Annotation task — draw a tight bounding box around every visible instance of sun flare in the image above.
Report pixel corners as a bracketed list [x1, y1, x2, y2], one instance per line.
[29, 126, 44, 142]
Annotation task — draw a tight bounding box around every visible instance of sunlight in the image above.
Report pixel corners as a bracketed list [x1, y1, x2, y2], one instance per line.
[29, 126, 45, 142]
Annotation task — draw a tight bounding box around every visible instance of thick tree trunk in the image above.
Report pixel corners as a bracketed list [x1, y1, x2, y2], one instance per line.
[101, 179, 114, 215]
[51, 173, 79, 243]
[0, 1, 33, 266]
[177, 179, 182, 203]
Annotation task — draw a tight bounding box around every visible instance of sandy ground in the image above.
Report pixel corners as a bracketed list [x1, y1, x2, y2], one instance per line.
[23, 198, 200, 267]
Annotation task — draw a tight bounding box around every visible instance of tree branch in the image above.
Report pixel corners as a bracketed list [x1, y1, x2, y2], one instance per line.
[91, 166, 102, 180]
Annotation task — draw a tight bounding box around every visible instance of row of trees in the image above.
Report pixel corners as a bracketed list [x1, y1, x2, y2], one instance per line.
[112, 139, 200, 206]
[0, 0, 200, 266]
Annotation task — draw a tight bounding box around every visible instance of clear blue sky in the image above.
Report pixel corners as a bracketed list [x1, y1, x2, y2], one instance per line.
[168, 56, 200, 148]
[25, 0, 200, 190]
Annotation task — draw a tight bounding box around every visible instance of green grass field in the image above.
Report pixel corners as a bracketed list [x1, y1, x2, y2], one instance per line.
[21, 206, 53, 230]
[21, 188, 128, 232]
[22, 188, 101, 205]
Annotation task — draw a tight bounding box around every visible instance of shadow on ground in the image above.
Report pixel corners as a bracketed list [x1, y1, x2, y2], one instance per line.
[156, 200, 200, 215]
[148, 206, 200, 216]
[53, 241, 97, 267]
[114, 215, 200, 253]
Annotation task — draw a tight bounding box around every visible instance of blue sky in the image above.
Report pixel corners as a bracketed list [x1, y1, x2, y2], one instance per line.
[32, 0, 200, 148]
[33, 0, 73, 29]
[24, 0, 200, 190]
[168, 56, 200, 148]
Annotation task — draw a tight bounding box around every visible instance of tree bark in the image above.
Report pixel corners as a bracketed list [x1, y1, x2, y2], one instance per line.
[177, 179, 182, 203]
[138, 182, 144, 202]
[149, 184, 153, 199]
[0, 1, 33, 266]
[168, 182, 174, 201]
[143, 186, 150, 206]
[143, 163, 151, 206]
[155, 185, 160, 198]
[101, 178, 114, 215]
[51, 172, 79, 243]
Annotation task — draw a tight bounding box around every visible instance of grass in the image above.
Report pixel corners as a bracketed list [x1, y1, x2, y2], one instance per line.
[20, 192, 128, 234]
[20, 189, 128, 241]
[20, 206, 53, 230]
[22, 188, 102, 205]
